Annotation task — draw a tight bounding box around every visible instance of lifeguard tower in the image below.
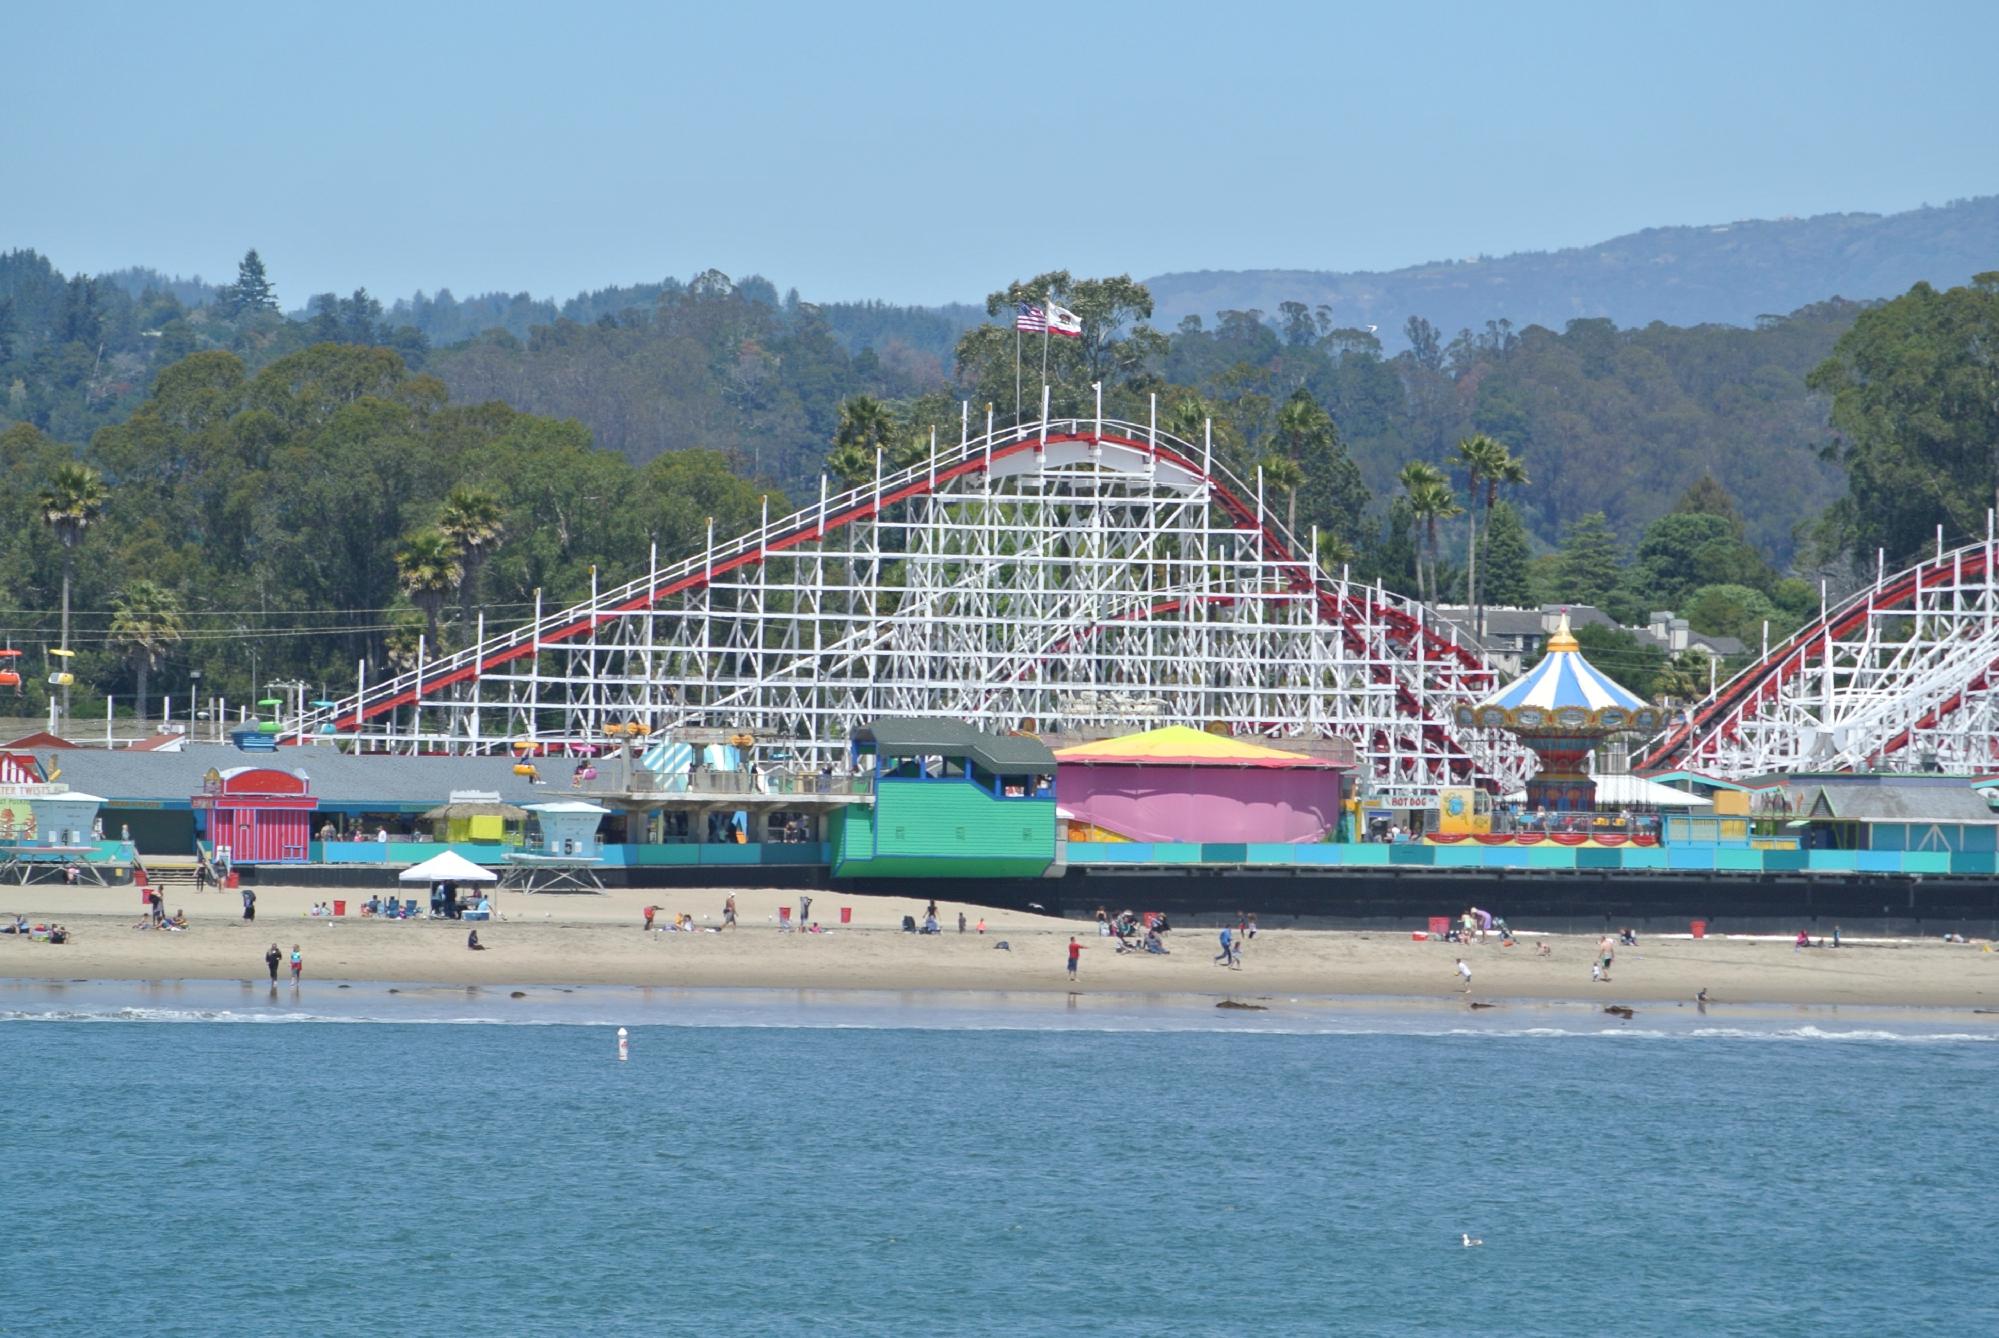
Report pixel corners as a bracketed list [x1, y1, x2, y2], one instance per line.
[502, 800, 611, 893]
[1, 790, 112, 885]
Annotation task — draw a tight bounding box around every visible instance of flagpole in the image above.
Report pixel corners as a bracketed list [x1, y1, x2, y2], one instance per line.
[1013, 317, 1022, 427]
[1040, 307, 1050, 422]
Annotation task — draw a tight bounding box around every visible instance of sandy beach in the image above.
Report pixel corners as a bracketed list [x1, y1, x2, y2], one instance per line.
[3, 881, 1997, 1008]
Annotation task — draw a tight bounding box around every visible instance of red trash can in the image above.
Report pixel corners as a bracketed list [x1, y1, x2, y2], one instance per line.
[778, 906, 791, 925]
[840, 907, 852, 924]
[333, 899, 347, 917]
[1690, 919, 1707, 939]
[1428, 916, 1450, 936]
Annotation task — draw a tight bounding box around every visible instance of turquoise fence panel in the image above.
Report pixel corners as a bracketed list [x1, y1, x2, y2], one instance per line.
[1715, 848, 1762, 872]
[1429, 846, 1485, 868]
[1339, 845, 1391, 866]
[1065, 844, 1137, 864]
[1949, 852, 1996, 876]
[1525, 847, 1575, 870]
[1289, 845, 1344, 865]
[317, 844, 390, 864]
[1201, 843, 1249, 864]
[1761, 849, 1809, 872]
[1621, 847, 1668, 870]
[1480, 846, 1531, 868]
[1806, 850, 1859, 874]
[1152, 844, 1203, 864]
[1388, 845, 1435, 866]
[1667, 847, 1716, 871]
[1855, 851, 1902, 874]
[1902, 851, 1950, 875]
[1246, 844, 1299, 864]
[699, 845, 760, 866]
[1576, 848, 1622, 870]
[758, 843, 831, 866]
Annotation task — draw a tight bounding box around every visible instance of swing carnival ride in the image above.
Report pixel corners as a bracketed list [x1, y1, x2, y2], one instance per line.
[284, 405, 1535, 803]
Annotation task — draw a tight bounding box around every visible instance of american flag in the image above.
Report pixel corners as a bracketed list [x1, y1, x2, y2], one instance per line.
[1015, 302, 1047, 333]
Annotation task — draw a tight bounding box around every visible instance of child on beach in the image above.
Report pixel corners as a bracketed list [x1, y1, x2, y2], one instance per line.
[1067, 937, 1084, 980]
[1455, 958, 1472, 992]
[288, 944, 302, 984]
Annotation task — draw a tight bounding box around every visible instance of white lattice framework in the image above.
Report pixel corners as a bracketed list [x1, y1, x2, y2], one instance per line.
[289, 410, 1535, 802]
[1640, 524, 1999, 778]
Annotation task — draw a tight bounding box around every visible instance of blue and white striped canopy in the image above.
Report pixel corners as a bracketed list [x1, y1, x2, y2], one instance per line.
[1482, 620, 1644, 713]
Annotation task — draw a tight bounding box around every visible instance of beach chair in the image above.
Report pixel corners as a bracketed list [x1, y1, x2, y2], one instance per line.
[403, 898, 419, 918]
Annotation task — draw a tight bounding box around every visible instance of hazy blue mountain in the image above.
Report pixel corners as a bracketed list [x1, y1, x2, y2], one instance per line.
[1145, 196, 1999, 346]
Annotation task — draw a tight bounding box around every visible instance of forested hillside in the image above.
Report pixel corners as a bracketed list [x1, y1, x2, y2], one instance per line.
[10, 239, 1987, 716]
[1147, 196, 1998, 348]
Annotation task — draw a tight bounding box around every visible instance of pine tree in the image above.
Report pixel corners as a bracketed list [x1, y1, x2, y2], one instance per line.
[223, 248, 278, 316]
[1554, 511, 1622, 606]
[1480, 501, 1535, 607]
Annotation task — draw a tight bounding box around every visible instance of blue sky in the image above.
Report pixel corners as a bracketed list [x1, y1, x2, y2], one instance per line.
[6, 0, 1993, 308]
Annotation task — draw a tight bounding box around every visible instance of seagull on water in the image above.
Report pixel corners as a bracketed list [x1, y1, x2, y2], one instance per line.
[1461, 1234, 1484, 1248]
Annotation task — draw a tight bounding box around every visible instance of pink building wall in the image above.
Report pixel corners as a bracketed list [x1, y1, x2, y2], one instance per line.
[1057, 764, 1344, 844]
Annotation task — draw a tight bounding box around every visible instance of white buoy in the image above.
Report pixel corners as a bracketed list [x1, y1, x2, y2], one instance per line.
[617, 1027, 629, 1062]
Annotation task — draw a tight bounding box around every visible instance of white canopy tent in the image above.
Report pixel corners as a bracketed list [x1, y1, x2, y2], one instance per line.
[397, 850, 499, 884]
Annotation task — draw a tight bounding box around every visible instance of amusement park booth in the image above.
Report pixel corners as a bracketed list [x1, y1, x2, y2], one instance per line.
[192, 766, 319, 864]
[832, 718, 1056, 879]
[1054, 726, 1353, 844]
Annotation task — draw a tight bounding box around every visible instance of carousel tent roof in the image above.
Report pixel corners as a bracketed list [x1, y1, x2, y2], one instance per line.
[1053, 725, 1347, 769]
[1479, 613, 1645, 713]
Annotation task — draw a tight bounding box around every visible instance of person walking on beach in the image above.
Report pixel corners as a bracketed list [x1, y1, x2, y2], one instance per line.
[1067, 936, 1084, 981]
[265, 943, 281, 984]
[288, 944, 302, 985]
[241, 886, 256, 922]
[643, 904, 656, 932]
[1215, 925, 1236, 967]
[798, 894, 812, 928]
[723, 893, 737, 929]
[1455, 958, 1472, 993]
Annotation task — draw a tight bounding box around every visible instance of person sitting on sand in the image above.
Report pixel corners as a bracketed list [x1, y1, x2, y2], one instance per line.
[1535, 941, 1552, 957]
[1794, 930, 1811, 952]
[47, 924, 67, 944]
[2, 913, 26, 935]
[467, 929, 485, 951]
[169, 909, 188, 930]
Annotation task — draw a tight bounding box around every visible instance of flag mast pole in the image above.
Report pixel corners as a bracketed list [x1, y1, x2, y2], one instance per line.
[1013, 303, 1022, 427]
[1039, 290, 1051, 421]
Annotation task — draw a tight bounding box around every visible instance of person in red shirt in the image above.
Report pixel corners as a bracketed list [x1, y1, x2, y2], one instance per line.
[1067, 936, 1084, 980]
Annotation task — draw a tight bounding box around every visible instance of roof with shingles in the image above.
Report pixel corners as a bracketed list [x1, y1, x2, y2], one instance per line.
[851, 718, 1055, 773]
[1801, 783, 1999, 825]
[48, 743, 553, 807]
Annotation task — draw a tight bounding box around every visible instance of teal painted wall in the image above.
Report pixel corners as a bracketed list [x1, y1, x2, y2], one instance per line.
[832, 780, 1053, 878]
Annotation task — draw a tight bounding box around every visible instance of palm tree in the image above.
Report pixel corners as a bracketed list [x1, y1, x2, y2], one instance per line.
[395, 529, 463, 653]
[109, 581, 186, 726]
[828, 395, 896, 491]
[1259, 453, 1306, 538]
[436, 487, 505, 648]
[38, 462, 107, 724]
[1453, 434, 1506, 628]
[1457, 435, 1529, 631]
[1396, 461, 1459, 606]
[1487, 452, 1527, 624]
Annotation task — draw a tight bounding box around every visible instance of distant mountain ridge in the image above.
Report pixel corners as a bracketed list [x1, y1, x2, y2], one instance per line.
[1144, 196, 1999, 346]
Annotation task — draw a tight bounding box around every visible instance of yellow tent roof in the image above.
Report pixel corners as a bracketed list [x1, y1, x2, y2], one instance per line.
[1053, 725, 1342, 769]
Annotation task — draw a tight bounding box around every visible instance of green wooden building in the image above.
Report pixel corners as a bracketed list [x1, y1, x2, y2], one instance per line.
[830, 719, 1057, 879]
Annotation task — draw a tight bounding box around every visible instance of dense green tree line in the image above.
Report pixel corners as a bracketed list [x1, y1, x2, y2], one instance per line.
[0, 343, 767, 726]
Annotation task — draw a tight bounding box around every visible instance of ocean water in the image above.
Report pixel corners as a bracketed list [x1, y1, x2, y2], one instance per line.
[4, 984, 1996, 1337]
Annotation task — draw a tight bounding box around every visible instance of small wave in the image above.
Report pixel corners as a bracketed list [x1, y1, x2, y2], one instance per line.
[3, 1005, 1995, 1042]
